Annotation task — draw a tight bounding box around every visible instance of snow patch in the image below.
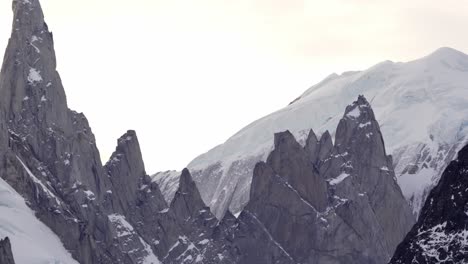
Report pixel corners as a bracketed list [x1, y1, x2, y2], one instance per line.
[346, 107, 361, 119]
[359, 121, 371, 128]
[329, 172, 350, 185]
[198, 239, 210, 245]
[27, 68, 42, 84]
[83, 190, 95, 200]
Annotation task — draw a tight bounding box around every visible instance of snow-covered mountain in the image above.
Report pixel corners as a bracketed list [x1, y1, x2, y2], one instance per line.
[170, 47, 468, 218]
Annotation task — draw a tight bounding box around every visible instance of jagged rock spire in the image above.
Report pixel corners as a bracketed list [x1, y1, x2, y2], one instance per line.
[267, 130, 328, 211]
[170, 168, 207, 218]
[237, 95, 415, 264]
[104, 130, 147, 213]
[305, 129, 333, 165]
[0, 0, 108, 197]
[2, 0, 68, 126]
[321, 95, 414, 255]
[0, 237, 15, 264]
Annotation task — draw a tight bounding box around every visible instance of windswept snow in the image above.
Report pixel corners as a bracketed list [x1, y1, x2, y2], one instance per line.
[0, 178, 78, 264]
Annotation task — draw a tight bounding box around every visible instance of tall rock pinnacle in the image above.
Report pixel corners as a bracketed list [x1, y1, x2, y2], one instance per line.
[1, 0, 68, 126]
[0, 237, 15, 264]
[0, 0, 108, 197]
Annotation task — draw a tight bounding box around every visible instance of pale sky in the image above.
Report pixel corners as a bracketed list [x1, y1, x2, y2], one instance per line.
[0, 0, 467, 173]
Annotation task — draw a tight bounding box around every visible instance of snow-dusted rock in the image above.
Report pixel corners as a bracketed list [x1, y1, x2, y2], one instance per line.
[187, 47, 468, 219]
[231, 96, 414, 263]
[390, 143, 468, 263]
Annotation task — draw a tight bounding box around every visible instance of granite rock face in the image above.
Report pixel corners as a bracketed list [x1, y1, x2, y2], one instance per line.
[230, 96, 415, 264]
[0, 0, 160, 263]
[320, 95, 415, 253]
[390, 144, 468, 264]
[0, 238, 15, 264]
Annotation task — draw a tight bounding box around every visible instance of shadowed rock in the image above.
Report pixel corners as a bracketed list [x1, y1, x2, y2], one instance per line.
[390, 144, 468, 263]
[0, 237, 15, 264]
[267, 130, 328, 212]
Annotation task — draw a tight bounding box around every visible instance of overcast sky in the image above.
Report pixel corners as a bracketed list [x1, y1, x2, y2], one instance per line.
[1, 0, 467, 173]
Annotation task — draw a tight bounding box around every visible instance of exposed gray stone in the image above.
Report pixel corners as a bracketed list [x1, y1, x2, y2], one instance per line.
[230, 96, 415, 264]
[0, 237, 15, 264]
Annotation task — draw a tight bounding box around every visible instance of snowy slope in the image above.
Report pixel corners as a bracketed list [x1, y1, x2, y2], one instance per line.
[151, 170, 181, 204]
[0, 178, 79, 264]
[183, 47, 468, 218]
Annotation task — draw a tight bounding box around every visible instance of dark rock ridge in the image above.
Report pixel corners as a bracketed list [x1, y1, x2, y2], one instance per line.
[0, 237, 15, 264]
[0, 0, 415, 263]
[390, 144, 468, 263]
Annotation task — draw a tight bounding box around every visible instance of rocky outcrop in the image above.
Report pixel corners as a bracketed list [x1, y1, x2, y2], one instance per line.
[0, 1, 110, 262]
[320, 95, 414, 253]
[0, 1, 160, 263]
[230, 96, 415, 264]
[0, 237, 15, 264]
[390, 144, 468, 263]
[156, 169, 237, 264]
[267, 131, 328, 211]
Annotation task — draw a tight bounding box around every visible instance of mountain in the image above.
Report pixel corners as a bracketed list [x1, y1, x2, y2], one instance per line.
[222, 96, 414, 263]
[0, 0, 435, 263]
[0, 1, 233, 263]
[390, 143, 468, 263]
[173, 46, 468, 219]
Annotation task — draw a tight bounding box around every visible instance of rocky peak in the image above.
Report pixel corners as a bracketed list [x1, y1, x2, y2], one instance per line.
[170, 168, 207, 218]
[104, 130, 148, 213]
[0, 237, 15, 264]
[390, 144, 468, 263]
[0, 0, 107, 198]
[305, 129, 334, 165]
[304, 128, 318, 161]
[329, 95, 389, 186]
[236, 95, 414, 264]
[267, 130, 328, 211]
[107, 130, 146, 178]
[317, 130, 333, 161]
[321, 95, 414, 255]
[334, 95, 384, 155]
[2, 0, 68, 127]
